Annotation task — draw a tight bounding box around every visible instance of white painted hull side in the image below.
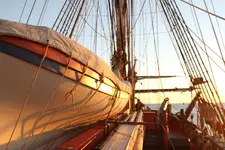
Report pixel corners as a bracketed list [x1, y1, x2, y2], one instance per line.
[0, 52, 129, 149]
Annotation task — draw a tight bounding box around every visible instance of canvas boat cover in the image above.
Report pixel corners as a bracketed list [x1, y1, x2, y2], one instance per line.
[0, 19, 131, 93]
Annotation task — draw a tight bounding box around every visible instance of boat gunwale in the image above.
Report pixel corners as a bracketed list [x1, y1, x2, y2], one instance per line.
[0, 36, 131, 95]
[0, 19, 131, 94]
[0, 36, 129, 99]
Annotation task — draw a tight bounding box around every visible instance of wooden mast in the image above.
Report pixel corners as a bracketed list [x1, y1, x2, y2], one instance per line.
[112, 0, 128, 79]
[111, 0, 136, 111]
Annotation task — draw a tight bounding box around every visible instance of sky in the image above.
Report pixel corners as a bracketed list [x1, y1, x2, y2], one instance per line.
[0, 0, 225, 104]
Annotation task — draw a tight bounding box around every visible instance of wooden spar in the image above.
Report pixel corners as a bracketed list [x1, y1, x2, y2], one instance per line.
[184, 92, 200, 120]
[129, 111, 138, 122]
[127, 111, 144, 150]
[135, 87, 194, 93]
[107, 121, 157, 125]
[133, 111, 145, 150]
[137, 75, 177, 80]
[101, 111, 142, 150]
[133, 124, 144, 150]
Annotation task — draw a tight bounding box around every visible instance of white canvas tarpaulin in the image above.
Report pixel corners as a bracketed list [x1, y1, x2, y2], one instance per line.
[0, 19, 131, 93]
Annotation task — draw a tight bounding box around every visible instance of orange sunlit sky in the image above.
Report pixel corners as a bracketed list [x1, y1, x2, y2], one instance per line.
[1, 0, 225, 104]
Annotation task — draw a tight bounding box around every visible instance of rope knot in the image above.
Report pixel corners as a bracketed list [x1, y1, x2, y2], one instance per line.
[99, 73, 104, 83]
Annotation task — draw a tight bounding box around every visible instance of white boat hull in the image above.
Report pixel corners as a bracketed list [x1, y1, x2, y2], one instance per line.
[0, 52, 129, 149]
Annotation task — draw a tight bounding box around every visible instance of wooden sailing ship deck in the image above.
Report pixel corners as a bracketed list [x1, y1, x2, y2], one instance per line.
[55, 99, 225, 150]
[1, 0, 225, 149]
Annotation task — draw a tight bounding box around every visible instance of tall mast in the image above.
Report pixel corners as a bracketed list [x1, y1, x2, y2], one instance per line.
[110, 0, 136, 111]
[111, 0, 128, 80]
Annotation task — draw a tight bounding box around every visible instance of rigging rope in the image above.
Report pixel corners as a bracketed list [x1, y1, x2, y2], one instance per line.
[193, 39, 225, 74]
[203, 0, 225, 65]
[6, 42, 49, 150]
[159, 0, 225, 128]
[188, 26, 223, 60]
[19, 0, 28, 22]
[187, 0, 199, 36]
[129, 0, 147, 37]
[165, 0, 212, 104]
[58, 0, 72, 31]
[180, 0, 225, 21]
[160, 1, 221, 126]
[63, 0, 79, 35]
[37, 0, 50, 26]
[105, 88, 119, 124]
[20, 55, 72, 150]
[176, 0, 225, 122]
[98, 1, 111, 60]
[69, 0, 86, 38]
[44, 73, 105, 150]
[59, 0, 76, 34]
[156, 1, 193, 101]
[149, 0, 165, 98]
[172, 0, 220, 115]
[210, 0, 225, 56]
[26, 0, 37, 24]
[107, 0, 116, 59]
[160, 0, 200, 87]
[160, 124, 176, 150]
[28, 63, 88, 149]
[189, 0, 217, 91]
[141, 0, 158, 77]
[93, 0, 99, 54]
[73, 0, 93, 40]
[74, 0, 104, 42]
[73, 2, 110, 41]
[157, 6, 190, 87]
[52, 0, 68, 30]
